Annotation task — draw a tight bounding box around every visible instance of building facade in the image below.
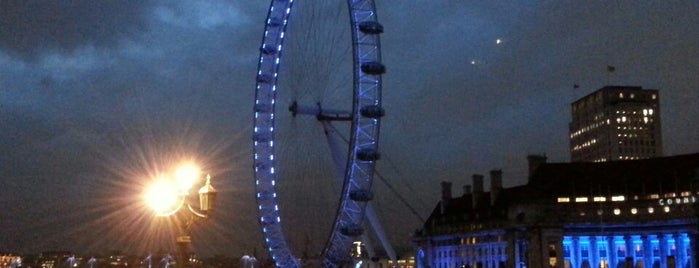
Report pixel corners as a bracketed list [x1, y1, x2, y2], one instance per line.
[414, 153, 699, 268]
[569, 86, 662, 162]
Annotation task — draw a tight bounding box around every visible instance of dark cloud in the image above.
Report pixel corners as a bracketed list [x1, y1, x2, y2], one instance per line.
[0, 0, 152, 61]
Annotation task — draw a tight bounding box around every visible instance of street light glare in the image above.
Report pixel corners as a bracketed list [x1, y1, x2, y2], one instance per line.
[140, 164, 215, 267]
[175, 164, 200, 193]
[144, 179, 182, 216]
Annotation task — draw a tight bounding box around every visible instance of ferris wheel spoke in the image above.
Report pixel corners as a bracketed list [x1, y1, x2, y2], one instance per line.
[289, 102, 352, 121]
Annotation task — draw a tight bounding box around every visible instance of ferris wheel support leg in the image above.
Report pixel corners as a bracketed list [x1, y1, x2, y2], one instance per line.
[365, 203, 398, 267]
[321, 120, 398, 266]
[360, 233, 376, 259]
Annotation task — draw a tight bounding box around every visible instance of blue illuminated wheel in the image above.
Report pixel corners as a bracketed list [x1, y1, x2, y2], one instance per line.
[252, 0, 384, 267]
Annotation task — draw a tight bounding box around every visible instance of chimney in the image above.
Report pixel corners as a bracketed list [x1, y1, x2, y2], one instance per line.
[440, 181, 452, 214]
[472, 174, 484, 208]
[490, 169, 503, 205]
[527, 154, 547, 179]
[463, 185, 472, 196]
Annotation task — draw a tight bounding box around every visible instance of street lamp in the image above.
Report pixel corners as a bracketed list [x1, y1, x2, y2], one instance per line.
[144, 165, 217, 268]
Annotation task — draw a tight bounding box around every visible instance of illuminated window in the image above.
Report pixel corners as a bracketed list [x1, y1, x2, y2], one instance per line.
[648, 207, 654, 213]
[631, 208, 637, 214]
[557, 197, 570, 203]
[619, 93, 624, 98]
[649, 194, 659, 199]
[635, 243, 643, 256]
[548, 244, 558, 267]
[664, 206, 670, 213]
[593, 196, 606, 202]
[575, 197, 589, 202]
[613, 208, 621, 215]
[652, 94, 657, 99]
[615, 239, 627, 257]
[611, 196, 625, 202]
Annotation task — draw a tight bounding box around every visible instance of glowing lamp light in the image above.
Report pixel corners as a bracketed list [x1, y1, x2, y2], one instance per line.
[142, 163, 215, 268]
[175, 164, 201, 194]
[145, 179, 183, 216]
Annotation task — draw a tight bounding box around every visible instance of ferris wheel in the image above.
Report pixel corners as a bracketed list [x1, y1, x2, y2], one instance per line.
[252, 0, 385, 267]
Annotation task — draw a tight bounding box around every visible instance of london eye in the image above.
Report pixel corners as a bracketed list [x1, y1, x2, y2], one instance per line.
[252, 0, 385, 267]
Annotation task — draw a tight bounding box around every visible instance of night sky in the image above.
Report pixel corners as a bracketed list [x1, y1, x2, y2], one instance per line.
[1, 0, 698, 260]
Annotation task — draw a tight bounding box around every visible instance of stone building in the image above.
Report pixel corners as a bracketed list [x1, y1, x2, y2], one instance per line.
[414, 153, 699, 268]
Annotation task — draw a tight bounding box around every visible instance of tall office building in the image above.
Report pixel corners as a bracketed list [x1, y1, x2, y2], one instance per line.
[569, 86, 662, 162]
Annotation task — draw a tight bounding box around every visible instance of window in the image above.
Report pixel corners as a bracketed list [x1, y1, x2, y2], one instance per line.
[611, 195, 625, 201]
[635, 240, 644, 257]
[581, 244, 590, 258]
[616, 239, 626, 257]
[652, 239, 660, 256]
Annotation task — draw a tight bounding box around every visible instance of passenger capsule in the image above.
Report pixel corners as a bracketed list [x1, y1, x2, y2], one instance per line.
[356, 149, 380, 161]
[358, 21, 384, 34]
[360, 62, 386, 75]
[360, 105, 385, 118]
[339, 223, 364, 236]
[349, 189, 374, 202]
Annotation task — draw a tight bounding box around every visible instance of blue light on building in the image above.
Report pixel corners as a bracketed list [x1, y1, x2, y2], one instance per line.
[562, 234, 691, 268]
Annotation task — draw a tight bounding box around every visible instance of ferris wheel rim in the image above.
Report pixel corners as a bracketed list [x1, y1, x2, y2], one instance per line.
[252, 1, 384, 267]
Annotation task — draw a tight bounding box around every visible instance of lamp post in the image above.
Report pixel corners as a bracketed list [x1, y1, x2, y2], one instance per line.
[144, 165, 217, 268]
